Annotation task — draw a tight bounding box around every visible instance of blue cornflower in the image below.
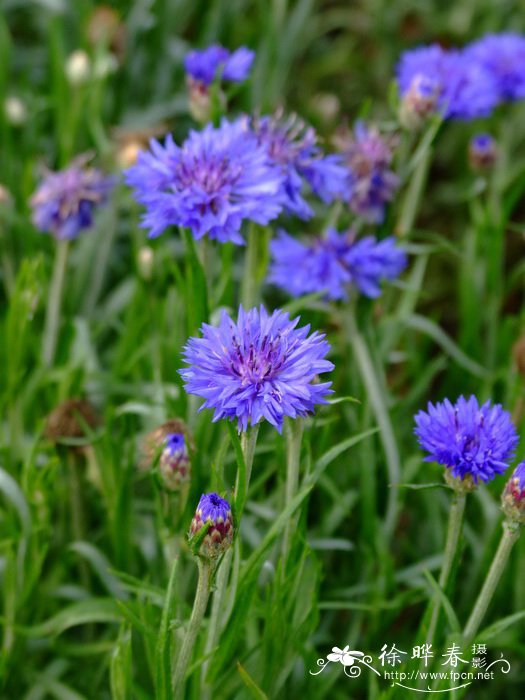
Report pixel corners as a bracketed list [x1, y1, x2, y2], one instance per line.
[465, 33, 525, 103]
[180, 305, 334, 432]
[252, 113, 351, 219]
[414, 396, 519, 484]
[339, 122, 399, 223]
[124, 118, 284, 244]
[184, 45, 254, 86]
[189, 493, 234, 558]
[30, 158, 114, 240]
[396, 44, 499, 120]
[269, 229, 406, 300]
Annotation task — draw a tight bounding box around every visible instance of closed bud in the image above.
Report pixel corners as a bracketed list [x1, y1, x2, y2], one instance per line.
[512, 335, 525, 377]
[5, 96, 27, 126]
[141, 419, 193, 491]
[189, 493, 233, 559]
[469, 133, 498, 172]
[502, 462, 525, 524]
[44, 398, 100, 452]
[399, 74, 439, 130]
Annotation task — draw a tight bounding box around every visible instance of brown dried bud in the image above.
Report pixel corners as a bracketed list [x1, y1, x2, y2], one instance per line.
[44, 398, 100, 444]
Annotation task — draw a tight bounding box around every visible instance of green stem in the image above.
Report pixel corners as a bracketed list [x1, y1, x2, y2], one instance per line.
[66, 451, 90, 589]
[426, 490, 467, 645]
[241, 225, 269, 308]
[172, 558, 213, 698]
[42, 239, 69, 367]
[281, 417, 304, 565]
[463, 521, 520, 643]
[344, 310, 400, 539]
[84, 201, 117, 314]
[201, 425, 259, 693]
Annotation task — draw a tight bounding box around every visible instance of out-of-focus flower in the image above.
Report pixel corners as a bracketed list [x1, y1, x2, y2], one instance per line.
[189, 493, 233, 558]
[337, 122, 399, 223]
[512, 334, 525, 377]
[65, 50, 91, 86]
[0, 184, 13, 207]
[158, 433, 191, 491]
[502, 462, 525, 524]
[86, 5, 126, 63]
[112, 123, 168, 169]
[124, 118, 284, 244]
[398, 74, 440, 129]
[44, 398, 100, 446]
[31, 157, 115, 240]
[184, 45, 254, 86]
[180, 305, 334, 432]
[465, 33, 525, 103]
[269, 229, 406, 300]
[137, 246, 154, 280]
[414, 396, 519, 485]
[396, 44, 499, 120]
[5, 96, 27, 126]
[468, 133, 498, 172]
[252, 113, 351, 219]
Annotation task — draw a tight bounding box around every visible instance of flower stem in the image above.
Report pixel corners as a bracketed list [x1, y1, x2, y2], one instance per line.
[281, 417, 304, 566]
[425, 489, 467, 645]
[201, 424, 259, 693]
[241, 225, 270, 308]
[42, 239, 69, 367]
[463, 521, 521, 643]
[344, 310, 400, 539]
[172, 558, 213, 698]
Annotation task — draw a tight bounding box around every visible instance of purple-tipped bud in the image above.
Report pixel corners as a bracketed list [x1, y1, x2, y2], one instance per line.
[141, 419, 193, 491]
[159, 432, 191, 491]
[469, 133, 498, 172]
[189, 493, 233, 558]
[502, 462, 525, 524]
[398, 74, 440, 129]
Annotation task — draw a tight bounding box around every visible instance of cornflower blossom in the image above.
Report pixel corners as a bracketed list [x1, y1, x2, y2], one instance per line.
[184, 45, 254, 86]
[30, 159, 114, 240]
[189, 493, 234, 558]
[158, 433, 191, 491]
[398, 74, 440, 129]
[396, 44, 499, 120]
[338, 122, 399, 223]
[124, 118, 284, 244]
[269, 229, 407, 300]
[180, 305, 334, 432]
[465, 33, 525, 103]
[252, 113, 351, 219]
[414, 396, 519, 484]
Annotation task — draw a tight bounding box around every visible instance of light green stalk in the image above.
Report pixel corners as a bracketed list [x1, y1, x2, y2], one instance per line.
[42, 239, 69, 367]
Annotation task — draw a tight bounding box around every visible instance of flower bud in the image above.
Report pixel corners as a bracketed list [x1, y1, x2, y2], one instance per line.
[469, 134, 498, 172]
[65, 50, 91, 86]
[189, 493, 233, 558]
[44, 398, 100, 452]
[158, 432, 191, 491]
[187, 77, 213, 124]
[502, 462, 525, 524]
[141, 419, 193, 491]
[398, 74, 439, 130]
[137, 246, 154, 280]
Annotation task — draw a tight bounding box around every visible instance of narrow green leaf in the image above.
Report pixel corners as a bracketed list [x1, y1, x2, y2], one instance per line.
[155, 558, 179, 700]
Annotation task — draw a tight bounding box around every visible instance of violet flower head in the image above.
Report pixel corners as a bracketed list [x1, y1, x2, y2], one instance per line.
[414, 396, 519, 484]
[396, 44, 499, 121]
[30, 158, 114, 240]
[184, 45, 255, 86]
[189, 493, 233, 558]
[252, 113, 351, 219]
[180, 305, 334, 432]
[269, 229, 406, 300]
[340, 122, 399, 223]
[465, 33, 525, 103]
[159, 432, 191, 491]
[124, 118, 284, 244]
[398, 73, 440, 129]
[502, 462, 525, 524]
